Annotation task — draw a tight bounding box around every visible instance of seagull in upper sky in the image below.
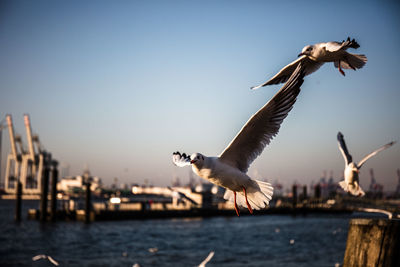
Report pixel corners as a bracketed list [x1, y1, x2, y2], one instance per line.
[337, 132, 396, 197]
[172, 63, 305, 216]
[251, 37, 367, 89]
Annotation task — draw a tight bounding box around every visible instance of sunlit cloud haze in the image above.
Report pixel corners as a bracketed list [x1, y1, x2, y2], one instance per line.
[1, 0, 399, 190]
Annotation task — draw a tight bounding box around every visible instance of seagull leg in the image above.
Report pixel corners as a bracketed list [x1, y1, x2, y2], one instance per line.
[233, 191, 240, 216]
[242, 187, 253, 214]
[338, 61, 345, 76]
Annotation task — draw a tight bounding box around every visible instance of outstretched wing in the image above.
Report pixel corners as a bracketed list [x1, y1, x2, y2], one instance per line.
[251, 55, 321, 89]
[337, 132, 353, 165]
[325, 37, 360, 52]
[357, 141, 396, 169]
[32, 255, 47, 261]
[172, 151, 191, 167]
[47, 256, 59, 266]
[198, 251, 215, 267]
[219, 63, 306, 173]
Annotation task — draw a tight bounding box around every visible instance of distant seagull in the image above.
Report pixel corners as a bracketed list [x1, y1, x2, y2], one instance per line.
[148, 247, 158, 253]
[198, 251, 215, 267]
[32, 254, 59, 266]
[337, 132, 396, 196]
[173, 63, 305, 216]
[251, 37, 367, 89]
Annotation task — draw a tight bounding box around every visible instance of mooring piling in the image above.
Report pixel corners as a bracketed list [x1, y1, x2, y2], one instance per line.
[15, 181, 22, 222]
[343, 218, 400, 267]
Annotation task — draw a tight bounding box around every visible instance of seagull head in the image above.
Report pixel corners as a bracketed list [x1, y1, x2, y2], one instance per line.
[298, 45, 314, 57]
[190, 153, 205, 166]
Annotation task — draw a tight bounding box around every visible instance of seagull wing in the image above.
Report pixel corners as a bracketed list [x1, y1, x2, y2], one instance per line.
[324, 41, 343, 52]
[337, 132, 352, 165]
[219, 63, 305, 173]
[32, 255, 47, 261]
[251, 55, 320, 89]
[357, 141, 396, 169]
[172, 151, 191, 167]
[47, 256, 59, 266]
[326, 37, 360, 52]
[198, 251, 215, 267]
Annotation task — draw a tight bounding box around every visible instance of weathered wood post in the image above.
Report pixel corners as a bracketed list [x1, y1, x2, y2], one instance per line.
[302, 185, 307, 201]
[292, 185, 297, 208]
[83, 169, 92, 224]
[85, 181, 91, 223]
[314, 183, 321, 199]
[40, 166, 50, 222]
[15, 181, 22, 222]
[343, 218, 400, 267]
[50, 161, 58, 222]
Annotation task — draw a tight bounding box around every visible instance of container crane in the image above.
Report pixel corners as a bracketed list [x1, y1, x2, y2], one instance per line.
[19, 114, 45, 194]
[0, 118, 7, 188]
[4, 115, 23, 193]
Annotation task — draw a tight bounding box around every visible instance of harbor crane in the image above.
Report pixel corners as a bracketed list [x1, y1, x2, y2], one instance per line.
[19, 114, 46, 194]
[0, 118, 7, 188]
[5, 114, 53, 194]
[4, 114, 23, 193]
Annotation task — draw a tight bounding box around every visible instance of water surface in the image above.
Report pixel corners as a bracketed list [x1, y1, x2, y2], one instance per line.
[0, 200, 349, 266]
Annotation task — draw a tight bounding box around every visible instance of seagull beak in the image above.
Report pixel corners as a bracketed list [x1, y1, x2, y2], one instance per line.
[298, 52, 304, 57]
[190, 160, 196, 164]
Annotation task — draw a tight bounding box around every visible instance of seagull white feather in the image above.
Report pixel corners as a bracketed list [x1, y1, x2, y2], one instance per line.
[32, 254, 59, 266]
[337, 132, 396, 197]
[251, 37, 367, 89]
[198, 251, 215, 267]
[173, 63, 306, 216]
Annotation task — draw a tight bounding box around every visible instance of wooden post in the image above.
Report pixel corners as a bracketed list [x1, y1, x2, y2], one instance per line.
[314, 184, 321, 199]
[292, 185, 297, 208]
[343, 218, 400, 267]
[85, 181, 91, 224]
[40, 167, 50, 222]
[302, 185, 307, 201]
[15, 181, 22, 222]
[50, 162, 58, 222]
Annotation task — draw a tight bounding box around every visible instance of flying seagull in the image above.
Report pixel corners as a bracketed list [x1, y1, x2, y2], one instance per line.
[173, 63, 305, 216]
[32, 254, 59, 266]
[337, 132, 396, 196]
[251, 37, 367, 89]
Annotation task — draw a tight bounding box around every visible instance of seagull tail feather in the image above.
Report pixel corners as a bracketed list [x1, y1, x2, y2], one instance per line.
[349, 184, 365, 197]
[247, 180, 274, 209]
[334, 54, 367, 70]
[338, 180, 349, 192]
[224, 180, 274, 210]
[339, 180, 365, 197]
[347, 53, 367, 69]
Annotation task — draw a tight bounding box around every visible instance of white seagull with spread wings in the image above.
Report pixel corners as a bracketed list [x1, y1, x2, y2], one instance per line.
[337, 132, 396, 196]
[173, 64, 305, 216]
[251, 37, 367, 89]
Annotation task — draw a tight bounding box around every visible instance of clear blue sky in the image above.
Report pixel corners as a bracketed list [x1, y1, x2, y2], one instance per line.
[1, 0, 399, 190]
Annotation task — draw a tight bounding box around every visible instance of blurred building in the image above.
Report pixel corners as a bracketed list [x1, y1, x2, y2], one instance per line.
[367, 169, 383, 199]
[58, 175, 102, 193]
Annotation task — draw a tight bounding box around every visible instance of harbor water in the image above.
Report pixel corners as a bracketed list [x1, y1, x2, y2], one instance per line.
[0, 200, 350, 266]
